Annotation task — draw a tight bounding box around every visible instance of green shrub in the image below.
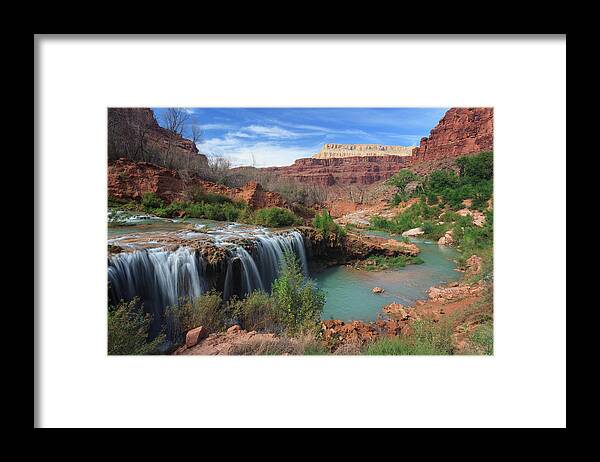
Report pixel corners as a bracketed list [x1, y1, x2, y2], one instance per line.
[365, 318, 453, 355]
[141, 192, 164, 210]
[229, 290, 280, 332]
[469, 322, 494, 355]
[188, 186, 232, 205]
[272, 251, 325, 335]
[252, 207, 299, 227]
[165, 291, 226, 344]
[108, 298, 164, 355]
[312, 209, 346, 239]
[360, 254, 424, 271]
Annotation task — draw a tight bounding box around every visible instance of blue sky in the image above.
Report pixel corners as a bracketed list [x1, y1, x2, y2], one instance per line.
[152, 107, 448, 167]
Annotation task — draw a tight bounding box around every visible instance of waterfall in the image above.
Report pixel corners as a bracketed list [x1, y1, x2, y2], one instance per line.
[108, 230, 308, 326]
[108, 247, 207, 333]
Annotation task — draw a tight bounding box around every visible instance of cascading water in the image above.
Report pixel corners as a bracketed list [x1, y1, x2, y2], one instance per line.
[108, 247, 207, 336]
[108, 229, 308, 336]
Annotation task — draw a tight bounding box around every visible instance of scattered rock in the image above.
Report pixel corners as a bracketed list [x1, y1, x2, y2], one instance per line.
[401, 227, 424, 237]
[437, 230, 454, 246]
[372, 287, 385, 294]
[185, 326, 208, 348]
[465, 255, 483, 276]
[428, 283, 482, 302]
[227, 325, 241, 334]
[383, 303, 409, 320]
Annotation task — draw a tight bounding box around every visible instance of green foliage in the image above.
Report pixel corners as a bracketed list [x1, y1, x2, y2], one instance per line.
[456, 151, 493, 183]
[272, 251, 325, 335]
[359, 254, 424, 271]
[108, 298, 165, 355]
[469, 322, 494, 355]
[165, 291, 226, 344]
[364, 318, 453, 355]
[141, 192, 164, 210]
[187, 186, 233, 205]
[369, 199, 440, 235]
[251, 207, 300, 227]
[385, 152, 494, 212]
[229, 290, 280, 332]
[312, 209, 346, 239]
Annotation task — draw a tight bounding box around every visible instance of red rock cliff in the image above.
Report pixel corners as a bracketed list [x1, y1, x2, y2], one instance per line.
[412, 107, 493, 159]
[108, 158, 286, 209]
[263, 155, 411, 187]
[108, 108, 208, 167]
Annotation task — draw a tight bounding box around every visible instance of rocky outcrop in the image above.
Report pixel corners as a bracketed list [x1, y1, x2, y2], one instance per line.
[457, 208, 486, 227]
[108, 158, 286, 209]
[235, 181, 287, 209]
[427, 282, 483, 303]
[412, 107, 493, 159]
[108, 108, 208, 166]
[437, 230, 454, 246]
[412, 107, 493, 161]
[263, 155, 412, 187]
[298, 227, 420, 268]
[321, 318, 405, 352]
[313, 143, 414, 159]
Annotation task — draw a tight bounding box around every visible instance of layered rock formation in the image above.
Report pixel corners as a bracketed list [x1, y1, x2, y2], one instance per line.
[313, 143, 414, 159]
[108, 158, 286, 209]
[264, 155, 412, 187]
[412, 107, 493, 160]
[107, 107, 208, 167]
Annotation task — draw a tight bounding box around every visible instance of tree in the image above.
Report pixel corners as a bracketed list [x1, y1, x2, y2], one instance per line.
[162, 108, 190, 136]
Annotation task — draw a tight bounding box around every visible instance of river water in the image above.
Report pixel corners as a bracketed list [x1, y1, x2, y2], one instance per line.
[108, 213, 460, 324]
[316, 231, 460, 321]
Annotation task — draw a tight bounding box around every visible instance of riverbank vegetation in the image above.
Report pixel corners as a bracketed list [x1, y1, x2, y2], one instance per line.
[109, 191, 303, 228]
[353, 254, 424, 271]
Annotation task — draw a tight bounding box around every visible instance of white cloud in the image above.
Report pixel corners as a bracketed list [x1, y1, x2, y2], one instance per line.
[244, 125, 300, 139]
[197, 135, 319, 167]
[198, 123, 234, 130]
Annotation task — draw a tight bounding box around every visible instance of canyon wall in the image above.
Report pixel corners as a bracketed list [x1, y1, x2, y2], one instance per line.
[107, 107, 208, 167]
[313, 143, 414, 159]
[263, 155, 412, 187]
[412, 107, 493, 159]
[108, 158, 286, 209]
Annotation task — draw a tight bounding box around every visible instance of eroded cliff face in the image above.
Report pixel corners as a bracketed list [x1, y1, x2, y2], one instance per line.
[108, 158, 286, 209]
[264, 155, 411, 187]
[107, 107, 208, 167]
[313, 143, 414, 159]
[412, 107, 493, 159]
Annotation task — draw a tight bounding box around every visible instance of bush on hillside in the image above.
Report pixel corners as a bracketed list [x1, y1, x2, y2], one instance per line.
[312, 209, 346, 239]
[108, 298, 164, 355]
[164, 291, 226, 344]
[251, 207, 299, 227]
[272, 251, 325, 335]
[141, 192, 164, 210]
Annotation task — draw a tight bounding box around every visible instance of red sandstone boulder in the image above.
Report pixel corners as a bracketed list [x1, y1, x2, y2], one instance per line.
[185, 326, 208, 348]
